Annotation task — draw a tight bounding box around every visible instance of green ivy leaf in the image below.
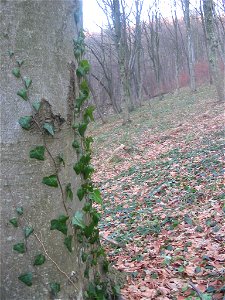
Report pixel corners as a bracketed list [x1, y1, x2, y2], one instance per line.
[13, 242, 25, 253]
[18, 272, 32, 286]
[72, 211, 85, 229]
[24, 77, 32, 89]
[32, 101, 41, 111]
[42, 175, 58, 187]
[8, 50, 14, 57]
[33, 254, 46, 266]
[17, 88, 28, 100]
[29, 146, 45, 160]
[73, 161, 83, 174]
[72, 140, 80, 149]
[12, 68, 21, 78]
[82, 252, 88, 262]
[9, 218, 18, 227]
[24, 226, 34, 238]
[184, 214, 193, 225]
[84, 106, 95, 123]
[83, 165, 94, 180]
[50, 282, 60, 296]
[80, 80, 89, 97]
[84, 222, 95, 238]
[89, 189, 103, 205]
[76, 60, 90, 77]
[57, 153, 65, 166]
[83, 202, 92, 212]
[103, 259, 109, 273]
[77, 187, 85, 201]
[78, 123, 87, 137]
[80, 154, 91, 165]
[64, 235, 72, 252]
[43, 122, 54, 136]
[91, 210, 100, 225]
[16, 207, 23, 215]
[85, 137, 93, 152]
[66, 183, 73, 201]
[50, 215, 69, 235]
[18, 116, 32, 130]
[17, 60, 24, 67]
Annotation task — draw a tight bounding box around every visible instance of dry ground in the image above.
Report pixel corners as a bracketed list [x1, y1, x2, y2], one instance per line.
[90, 85, 225, 300]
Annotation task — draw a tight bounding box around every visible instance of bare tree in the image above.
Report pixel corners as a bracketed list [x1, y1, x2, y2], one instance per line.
[203, 0, 224, 101]
[181, 0, 197, 92]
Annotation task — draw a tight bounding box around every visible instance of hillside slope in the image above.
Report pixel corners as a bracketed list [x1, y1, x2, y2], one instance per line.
[90, 85, 225, 300]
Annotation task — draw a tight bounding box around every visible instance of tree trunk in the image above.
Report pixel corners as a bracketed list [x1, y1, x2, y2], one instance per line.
[182, 0, 197, 92]
[203, 0, 224, 101]
[0, 1, 109, 299]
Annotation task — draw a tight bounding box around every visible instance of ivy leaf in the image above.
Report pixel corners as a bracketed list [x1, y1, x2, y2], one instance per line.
[72, 211, 85, 229]
[24, 226, 34, 238]
[33, 254, 46, 266]
[12, 68, 21, 78]
[29, 146, 45, 160]
[184, 214, 193, 225]
[78, 123, 87, 137]
[66, 183, 73, 201]
[84, 106, 95, 123]
[80, 154, 91, 165]
[8, 50, 14, 57]
[91, 210, 100, 225]
[73, 161, 83, 174]
[50, 215, 69, 235]
[89, 189, 103, 205]
[72, 140, 80, 149]
[50, 282, 60, 296]
[43, 122, 54, 136]
[18, 116, 32, 130]
[42, 175, 58, 187]
[17, 60, 24, 67]
[83, 202, 92, 212]
[32, 101, 41, 111]
[85, 137, 93, 152]
[82, 252, 88, 262]
[17, 88, 28, 100]
[9, 218, 18, 227]
[83, 165, 94, 180]
[18, 272, 32, 286]
[13, 242, 25, 253]
[23, 77, 32, 89]
[57, 153, 65, 166]
[77, 187, 85, 201]
[80, 80, 89, 97]
[76, 60, 90, 77]
[64, 235, 72, 252]
[16, 207, 23, 215]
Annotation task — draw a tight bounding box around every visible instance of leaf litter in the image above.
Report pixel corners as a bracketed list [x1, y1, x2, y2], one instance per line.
[90, 86, 225, 300]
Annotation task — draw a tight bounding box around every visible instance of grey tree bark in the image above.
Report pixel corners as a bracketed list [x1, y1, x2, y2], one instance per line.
[0, 0, 91, 299]
[203, 0, 224, 101]
[182, 0, 197, 92]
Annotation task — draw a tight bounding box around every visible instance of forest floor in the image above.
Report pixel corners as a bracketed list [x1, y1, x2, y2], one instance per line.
[89, 85, 225, 300]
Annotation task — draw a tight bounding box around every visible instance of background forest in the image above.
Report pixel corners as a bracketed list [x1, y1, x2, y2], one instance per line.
[84, 0, 224, 123]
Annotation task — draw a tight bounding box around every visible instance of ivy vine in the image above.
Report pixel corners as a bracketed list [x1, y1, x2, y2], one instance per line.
[8, 30, 114, 299]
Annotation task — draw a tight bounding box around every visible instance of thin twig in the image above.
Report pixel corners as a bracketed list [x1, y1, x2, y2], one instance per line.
[34, 233, 77, 290]
[99, 233, 125, 248]
[188, 281, 203, 300]
[43, 138, 69, 216]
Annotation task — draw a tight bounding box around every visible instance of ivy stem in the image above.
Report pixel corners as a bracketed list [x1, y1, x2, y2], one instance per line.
[34, 233, 77, 290]
[43, 137, 69, 216]
[12, 57, 69, 216]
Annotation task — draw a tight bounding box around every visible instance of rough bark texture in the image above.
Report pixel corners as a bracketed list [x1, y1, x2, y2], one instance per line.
[0, 0, 86, 299]
[182, 0, 197, 92]
[203, 0, 224, 101]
